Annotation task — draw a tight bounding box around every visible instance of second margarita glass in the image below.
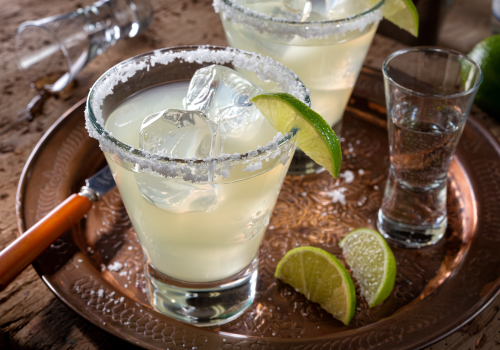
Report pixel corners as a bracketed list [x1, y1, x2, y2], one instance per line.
[215, 0, 384, 173]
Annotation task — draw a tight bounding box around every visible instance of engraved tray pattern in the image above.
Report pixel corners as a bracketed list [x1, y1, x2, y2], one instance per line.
[16, 69, 500, 350]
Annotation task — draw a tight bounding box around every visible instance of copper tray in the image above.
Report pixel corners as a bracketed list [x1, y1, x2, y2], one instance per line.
[16, 68, 500, 350]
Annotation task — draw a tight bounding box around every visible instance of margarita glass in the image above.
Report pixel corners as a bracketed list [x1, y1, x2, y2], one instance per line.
[215, 0, 384, 172]
[85, 46, 309, 326]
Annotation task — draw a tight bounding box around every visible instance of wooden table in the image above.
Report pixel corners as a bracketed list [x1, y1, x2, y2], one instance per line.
[1, 0, 499, 349]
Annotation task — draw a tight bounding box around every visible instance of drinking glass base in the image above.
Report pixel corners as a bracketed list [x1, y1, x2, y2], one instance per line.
[145, 257, 258, 327]
[377, 210, 447, 248]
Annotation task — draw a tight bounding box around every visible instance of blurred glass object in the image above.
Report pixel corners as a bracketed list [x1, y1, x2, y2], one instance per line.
[14, 0, 154, 93]
[377, 0, 455, 45]
[492, 0, 500, 34]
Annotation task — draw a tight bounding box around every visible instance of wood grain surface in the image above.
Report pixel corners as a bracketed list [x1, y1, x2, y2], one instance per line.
[1, 0, 499, 349]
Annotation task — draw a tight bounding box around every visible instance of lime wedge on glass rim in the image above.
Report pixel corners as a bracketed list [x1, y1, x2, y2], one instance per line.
[339, 228, 397, 308]
[251, 93, 342, 178]
[370, 0, 419, 37]
[275, 247, 356, 325]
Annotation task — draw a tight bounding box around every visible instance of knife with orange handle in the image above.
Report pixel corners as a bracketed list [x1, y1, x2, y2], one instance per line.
[0, 166, 115, 292]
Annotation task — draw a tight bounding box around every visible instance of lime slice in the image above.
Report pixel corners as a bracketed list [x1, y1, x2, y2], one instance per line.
[339, 228, 397, 308]
[369, 0, 419, 37]
[251, 93, 342, 178]
[275, 246, 356, 325]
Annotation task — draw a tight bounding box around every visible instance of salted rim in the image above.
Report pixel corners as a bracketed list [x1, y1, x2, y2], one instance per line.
[85, 46, 308, 181]
[213, 0, 384, 39]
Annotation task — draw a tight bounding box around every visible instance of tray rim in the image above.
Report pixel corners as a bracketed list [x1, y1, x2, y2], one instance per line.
[15, 94, 500, 350]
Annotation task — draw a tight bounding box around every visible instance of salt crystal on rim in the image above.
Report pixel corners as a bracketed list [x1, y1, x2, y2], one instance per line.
[242, 160, 262, 172]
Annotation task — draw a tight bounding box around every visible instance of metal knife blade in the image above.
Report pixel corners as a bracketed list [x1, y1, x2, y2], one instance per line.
[80, 165, 116, 201]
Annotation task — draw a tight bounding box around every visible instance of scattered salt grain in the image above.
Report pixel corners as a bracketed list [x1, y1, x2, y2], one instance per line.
[340, 170, 354, 183]
[97, 289, 104, 298]
[108, 262, 123, 272]
[120, 297, 125, 303]
[358, 169, 364, 175]
[325, 188, 347, 205]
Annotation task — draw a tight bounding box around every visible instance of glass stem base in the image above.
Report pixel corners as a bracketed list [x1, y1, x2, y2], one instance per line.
[145, 257, 258, 327]
[377, 209, 447, 248]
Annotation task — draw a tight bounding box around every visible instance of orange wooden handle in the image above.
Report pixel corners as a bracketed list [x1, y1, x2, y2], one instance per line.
[0, 193, 92, 291]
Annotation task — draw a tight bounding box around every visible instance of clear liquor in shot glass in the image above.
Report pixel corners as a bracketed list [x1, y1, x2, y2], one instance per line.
[85, 46, 309, 326]
[214, 0, 384, 173]
[15, 0, 153, 93]
[377, 47, 482, 248]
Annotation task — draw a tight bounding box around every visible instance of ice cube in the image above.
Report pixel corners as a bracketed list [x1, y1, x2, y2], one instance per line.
[183, 65, 264, 134]
[137, 109, 221, 213]
[136, 174, 218, 213]
[139, 109, 222, 158]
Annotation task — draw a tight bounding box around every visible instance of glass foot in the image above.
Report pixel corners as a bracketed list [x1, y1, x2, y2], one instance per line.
[377, 210, 447, 248]
[145, 257, 258, 326]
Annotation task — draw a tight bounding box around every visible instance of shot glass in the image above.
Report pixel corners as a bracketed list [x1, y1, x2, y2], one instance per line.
[85, 46, 308, 326]
[15, 0, 153, 93]
[377, 47, 482, 248]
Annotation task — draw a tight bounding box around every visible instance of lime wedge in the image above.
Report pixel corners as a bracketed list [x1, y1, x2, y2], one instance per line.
[339, 228, 396, 308]
[275, 246, 356, 325]
[370, 0, 419, 37]
[251, 93, 342, 178]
